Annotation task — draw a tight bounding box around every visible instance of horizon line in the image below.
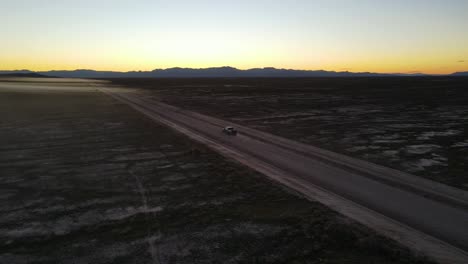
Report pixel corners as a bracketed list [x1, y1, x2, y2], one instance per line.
[2, 66, 465, 75]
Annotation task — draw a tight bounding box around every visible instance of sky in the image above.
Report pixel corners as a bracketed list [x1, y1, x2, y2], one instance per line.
[1, 0, 468, 74]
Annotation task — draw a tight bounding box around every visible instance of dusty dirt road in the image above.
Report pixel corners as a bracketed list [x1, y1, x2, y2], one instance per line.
[99, 87, 468, 264]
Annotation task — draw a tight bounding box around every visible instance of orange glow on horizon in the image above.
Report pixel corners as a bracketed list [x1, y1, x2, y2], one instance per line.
[2, 58, 466, 75]
[2, 1, 467, 75]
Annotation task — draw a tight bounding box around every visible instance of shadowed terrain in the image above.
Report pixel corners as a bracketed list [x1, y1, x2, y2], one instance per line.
[0, 79, 432, 263]
[109, 77, 468, 190]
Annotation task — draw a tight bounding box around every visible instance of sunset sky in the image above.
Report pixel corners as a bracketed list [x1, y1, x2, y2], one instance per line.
[2, 0, 468, 74]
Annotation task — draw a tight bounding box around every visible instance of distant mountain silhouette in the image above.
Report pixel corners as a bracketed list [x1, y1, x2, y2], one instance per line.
[33, 67, 421, 78]
[1, 67, 462, 78]
[452, 71, 468, 76]
[0, 70, 34, 74]
[0, 72, 51, 78]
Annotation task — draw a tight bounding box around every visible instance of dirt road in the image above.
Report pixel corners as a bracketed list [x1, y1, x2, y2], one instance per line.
[99, 87, 468, 264]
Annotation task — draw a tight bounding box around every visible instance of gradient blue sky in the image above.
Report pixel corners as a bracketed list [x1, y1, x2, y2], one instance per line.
[2, 0, 468, 73]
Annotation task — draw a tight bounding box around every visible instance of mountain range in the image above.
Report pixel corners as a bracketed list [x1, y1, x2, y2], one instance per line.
[1, 67, 467, 78]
